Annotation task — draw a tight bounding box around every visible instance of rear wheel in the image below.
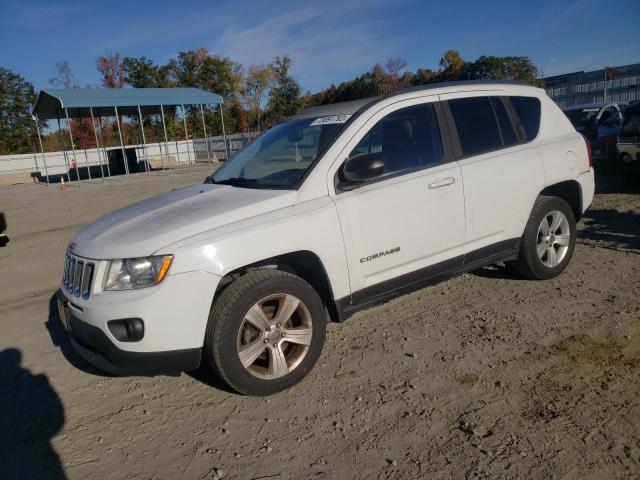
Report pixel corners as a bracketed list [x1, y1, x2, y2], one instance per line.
[513, 196, 576, 280]
[204, 269, 326, 395]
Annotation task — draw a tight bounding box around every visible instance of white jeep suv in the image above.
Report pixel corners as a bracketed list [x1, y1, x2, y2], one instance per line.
[57, 81, 595, 395]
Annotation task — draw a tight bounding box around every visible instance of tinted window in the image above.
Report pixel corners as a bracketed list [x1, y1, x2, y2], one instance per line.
[490, 97, 518, 146]
[449, 97, 502, 156]
[510, 96, 541, 140]
[349, 104, 443, 177]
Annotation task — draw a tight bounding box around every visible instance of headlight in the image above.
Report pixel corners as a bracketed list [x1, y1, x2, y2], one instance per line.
[104, 255, 173, 291]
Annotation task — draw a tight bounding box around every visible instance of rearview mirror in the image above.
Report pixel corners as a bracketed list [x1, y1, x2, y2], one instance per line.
[342, 153, 384, 183]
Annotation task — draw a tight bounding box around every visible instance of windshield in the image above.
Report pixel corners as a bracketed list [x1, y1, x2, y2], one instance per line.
[211, 115, 349, 189]
[564, 108, 600, 128]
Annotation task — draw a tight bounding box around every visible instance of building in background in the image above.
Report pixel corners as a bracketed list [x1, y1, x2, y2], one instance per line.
[544, 63, 640, 108]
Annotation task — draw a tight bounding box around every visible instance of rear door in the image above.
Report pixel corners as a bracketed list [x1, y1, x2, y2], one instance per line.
[439, 93, 545, 255]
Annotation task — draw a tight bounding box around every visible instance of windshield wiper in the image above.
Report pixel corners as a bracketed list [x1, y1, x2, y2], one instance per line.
[213, 177, 258, 186]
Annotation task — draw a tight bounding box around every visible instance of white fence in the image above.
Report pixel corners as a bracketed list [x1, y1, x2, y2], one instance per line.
[0, 131, 260, 179]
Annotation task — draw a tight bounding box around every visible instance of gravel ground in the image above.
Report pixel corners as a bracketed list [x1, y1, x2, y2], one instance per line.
[0, 170, 638, 480]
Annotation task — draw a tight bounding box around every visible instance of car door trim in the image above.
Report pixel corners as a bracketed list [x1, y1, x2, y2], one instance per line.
[334, 237, 520, 322]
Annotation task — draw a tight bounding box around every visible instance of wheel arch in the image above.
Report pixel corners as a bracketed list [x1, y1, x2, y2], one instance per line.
[540, 180, 583, 220]
[212, 250, 341, 323]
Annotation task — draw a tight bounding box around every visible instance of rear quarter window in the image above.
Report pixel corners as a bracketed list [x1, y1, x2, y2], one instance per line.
[510, 96, 541, 140]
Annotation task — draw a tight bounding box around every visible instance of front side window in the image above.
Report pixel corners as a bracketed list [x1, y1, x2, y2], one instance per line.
[211, 116, 347, 188]
[449, 97, 502, 156]
[348, 103, 443, 177]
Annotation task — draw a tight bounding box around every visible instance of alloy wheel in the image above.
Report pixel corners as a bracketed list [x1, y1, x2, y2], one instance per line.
[236, 293, 313, 380]
[536, 210, 571, 268]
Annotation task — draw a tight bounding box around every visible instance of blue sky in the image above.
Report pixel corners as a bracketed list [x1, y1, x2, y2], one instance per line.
[1, 0, 639, 93]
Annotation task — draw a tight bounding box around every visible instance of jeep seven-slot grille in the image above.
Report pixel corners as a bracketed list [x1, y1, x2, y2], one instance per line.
[63, 252, 95, 299]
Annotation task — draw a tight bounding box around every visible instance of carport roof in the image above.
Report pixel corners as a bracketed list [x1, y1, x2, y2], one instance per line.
[33, 87, 223, 120]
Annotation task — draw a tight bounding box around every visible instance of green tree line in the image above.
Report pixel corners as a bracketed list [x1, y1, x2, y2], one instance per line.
[0, 49, 539, 155]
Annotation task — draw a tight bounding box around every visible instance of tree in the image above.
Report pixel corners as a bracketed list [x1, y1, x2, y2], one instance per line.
[97, 52, 125, 88]
[122, 56, 172, 88]
[0, 68, 37, 155]
[439, 50, 465, 76]
[266, 55, 301, 124]
[242, 64, 275, 130]
[383, 57, 408, 93]
[463, 55, 538, 85]
[49, 60, 95, 149]
[49, 60, 78, 88]
[169, 48, 240, 95]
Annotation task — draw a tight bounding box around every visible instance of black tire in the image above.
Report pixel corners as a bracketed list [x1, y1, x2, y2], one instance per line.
[513, 196, 577, 280]
[204, 269, 326, 395]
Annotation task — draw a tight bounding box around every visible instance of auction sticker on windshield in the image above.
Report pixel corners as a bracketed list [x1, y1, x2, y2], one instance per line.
[310, 115, 351, 126]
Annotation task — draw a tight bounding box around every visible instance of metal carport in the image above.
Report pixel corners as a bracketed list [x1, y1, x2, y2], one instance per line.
[32, 87, 228, 184]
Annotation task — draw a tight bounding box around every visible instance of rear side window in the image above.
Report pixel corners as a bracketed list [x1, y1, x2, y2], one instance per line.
[510, 96, 541, 140]
[490, 97, 518, 147]
[449, 97, 502, 156]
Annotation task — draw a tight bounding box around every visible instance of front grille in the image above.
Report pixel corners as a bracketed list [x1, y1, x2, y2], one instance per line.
[63, 252, 95, 300]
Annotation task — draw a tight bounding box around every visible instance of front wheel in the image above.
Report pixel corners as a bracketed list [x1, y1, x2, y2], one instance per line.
[204, 269, 326, 395]
[513, 196, 577, 280]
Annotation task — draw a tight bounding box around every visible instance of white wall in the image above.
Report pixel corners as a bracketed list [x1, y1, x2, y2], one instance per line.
[0, 132, 260, 177]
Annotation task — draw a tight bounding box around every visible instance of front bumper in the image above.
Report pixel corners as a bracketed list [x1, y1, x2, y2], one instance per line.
[56, 268, 221, 375]
[58, 289, 201, 375]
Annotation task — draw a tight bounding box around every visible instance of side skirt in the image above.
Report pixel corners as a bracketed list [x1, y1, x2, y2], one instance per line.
[334, 238, 520, 322]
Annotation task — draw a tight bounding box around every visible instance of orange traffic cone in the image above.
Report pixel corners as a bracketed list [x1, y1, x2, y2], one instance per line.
[60, 178, 65, 190]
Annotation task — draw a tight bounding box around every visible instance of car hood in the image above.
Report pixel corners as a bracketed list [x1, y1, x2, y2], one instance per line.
[70, 184, 296, 259]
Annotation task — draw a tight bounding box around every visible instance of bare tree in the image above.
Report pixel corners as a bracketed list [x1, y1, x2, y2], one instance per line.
[49, 60, 78, 88]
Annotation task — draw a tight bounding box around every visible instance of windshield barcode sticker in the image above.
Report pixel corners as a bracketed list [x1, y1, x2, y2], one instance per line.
[310, 115, 351, 126]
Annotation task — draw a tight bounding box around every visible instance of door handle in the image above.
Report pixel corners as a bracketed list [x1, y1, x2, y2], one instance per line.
[428, 177, 456, 189]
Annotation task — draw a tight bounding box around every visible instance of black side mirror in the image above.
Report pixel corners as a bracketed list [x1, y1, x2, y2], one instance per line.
[342, 153, 384, 185]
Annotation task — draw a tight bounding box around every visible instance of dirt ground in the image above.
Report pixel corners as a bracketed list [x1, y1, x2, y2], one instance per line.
[1, 168, 639, 480]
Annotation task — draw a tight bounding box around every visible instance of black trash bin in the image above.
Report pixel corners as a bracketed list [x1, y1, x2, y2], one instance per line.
[107, 148, 138, 175]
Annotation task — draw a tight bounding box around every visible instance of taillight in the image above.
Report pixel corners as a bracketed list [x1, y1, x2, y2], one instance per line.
[583, 135, 593, 168]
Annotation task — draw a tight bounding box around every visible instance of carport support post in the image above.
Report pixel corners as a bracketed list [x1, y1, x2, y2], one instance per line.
[114, 106, 130, 178]
[96, 115, 112, 178]
[181, 104, 193, 176]
[156, 114, 166, 172]
[56, 118, 72, 183]
[64, 108, 81, 184]
[33, 115, 50, 185]
[83, 147, 93, 181]
[200, 104, 212, 170]
[219, 102, 229, 160]
[160, 105, 172, 174]
[137, 106, 151, 178]
[89, 107, 106, 182]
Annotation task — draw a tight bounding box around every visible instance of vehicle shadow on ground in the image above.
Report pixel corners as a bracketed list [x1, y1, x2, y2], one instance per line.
[471, 262, 523, 280]
[0, 348, 67, 480]
[594, 173, 640, 195]
[45, 293, 111, 376]
[186, 365, 238, 394]
[579, 208, 640, 252]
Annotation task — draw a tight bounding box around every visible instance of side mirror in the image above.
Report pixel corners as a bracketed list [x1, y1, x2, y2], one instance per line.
[342, 153, 384, 184]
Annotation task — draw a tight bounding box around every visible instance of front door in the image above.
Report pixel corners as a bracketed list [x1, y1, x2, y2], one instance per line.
[331, 99, 466, 300]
